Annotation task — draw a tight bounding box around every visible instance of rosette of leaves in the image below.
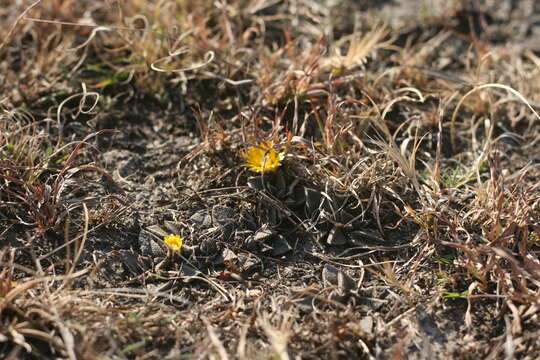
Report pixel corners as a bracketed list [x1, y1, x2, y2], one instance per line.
[243, 140, 383, 248]
[303, 187, 384, 247]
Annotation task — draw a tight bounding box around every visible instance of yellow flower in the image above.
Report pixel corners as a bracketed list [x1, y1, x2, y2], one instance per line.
[243, 141, 285, 173]
[163, 234, 183, 252]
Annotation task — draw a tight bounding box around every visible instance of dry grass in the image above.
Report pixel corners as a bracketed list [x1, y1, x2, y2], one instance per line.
[2, 0, 540, 358]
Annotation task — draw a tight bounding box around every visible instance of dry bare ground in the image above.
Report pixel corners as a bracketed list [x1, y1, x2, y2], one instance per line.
[1, 0, 540, 359]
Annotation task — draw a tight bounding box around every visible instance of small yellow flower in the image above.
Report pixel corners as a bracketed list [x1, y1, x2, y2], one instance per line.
[243, 141, 285, 173]
[164, 234, 183, 252]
